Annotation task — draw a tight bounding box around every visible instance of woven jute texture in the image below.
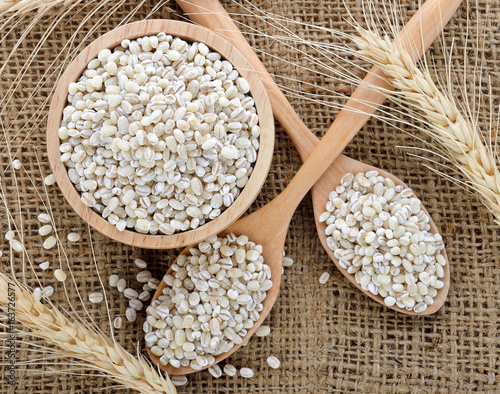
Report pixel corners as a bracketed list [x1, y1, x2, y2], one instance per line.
[1, 0, 499, 393]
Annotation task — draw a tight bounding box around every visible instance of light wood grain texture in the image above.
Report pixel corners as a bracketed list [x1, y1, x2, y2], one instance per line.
[46, 20, 274, 249]
[147, 0, 459, 375]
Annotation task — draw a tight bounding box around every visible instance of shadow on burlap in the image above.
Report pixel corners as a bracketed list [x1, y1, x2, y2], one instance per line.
[0, 0, 499, 393]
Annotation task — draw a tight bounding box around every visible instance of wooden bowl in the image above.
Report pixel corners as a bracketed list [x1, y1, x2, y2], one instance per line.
[47, 20, 274, 249]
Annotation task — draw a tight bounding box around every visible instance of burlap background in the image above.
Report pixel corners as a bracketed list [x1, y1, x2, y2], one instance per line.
[1, 0, 499, 392]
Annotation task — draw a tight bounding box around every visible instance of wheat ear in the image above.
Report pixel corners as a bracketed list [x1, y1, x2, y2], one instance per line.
[351, 27, 500, 224]
[0, 273, 176, 394]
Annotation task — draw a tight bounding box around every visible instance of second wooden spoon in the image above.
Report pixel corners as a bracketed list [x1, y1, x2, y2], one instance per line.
[147, 0, 460, 374]
[175, 0, 459, 311]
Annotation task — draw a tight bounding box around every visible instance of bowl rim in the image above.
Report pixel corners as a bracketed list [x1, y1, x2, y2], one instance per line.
[46, 19, 274, 249]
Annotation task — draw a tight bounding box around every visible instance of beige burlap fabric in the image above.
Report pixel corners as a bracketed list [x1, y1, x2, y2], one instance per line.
[1, 0, 499, 392]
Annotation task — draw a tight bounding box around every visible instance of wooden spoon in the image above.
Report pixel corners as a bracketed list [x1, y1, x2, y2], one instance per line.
[147, 0, 460, 374]
[173, 0, 460, 311]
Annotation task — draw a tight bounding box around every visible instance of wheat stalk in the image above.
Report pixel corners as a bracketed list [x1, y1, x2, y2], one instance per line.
[0, 0, 68, 14]
[350, 27, 500, 224]
[0, 273, 176, 393]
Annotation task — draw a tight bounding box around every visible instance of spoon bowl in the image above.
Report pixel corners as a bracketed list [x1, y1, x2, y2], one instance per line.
[312, 154, 450, 315]
[46, 20, 274, 249]
[147, 206, 287, 375]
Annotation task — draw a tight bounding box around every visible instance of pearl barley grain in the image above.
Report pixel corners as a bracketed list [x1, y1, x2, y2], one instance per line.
[59, 34, 261, 235]
[266, 356, 280, 369]
[256, 325, 271, 337]
[68, 232, 81, 243]
[89, 292, 104, 303]
[44, 174, 56, 186]
[54, 269, 67, 282]
[113, 316, 123, 329]
[240, 368, 254, 378]
[43, 236, 57, 250]
[319, 272, 330, 285]
[223, 364, 237, 377]
[320, 171, 446, 313]
[171, 376, 188, 387]
[208, 365, 222, 378]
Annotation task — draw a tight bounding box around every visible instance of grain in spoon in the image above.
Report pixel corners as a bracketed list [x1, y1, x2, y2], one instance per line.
[175, 0, 461, 313]
[147, 0, 460, 374]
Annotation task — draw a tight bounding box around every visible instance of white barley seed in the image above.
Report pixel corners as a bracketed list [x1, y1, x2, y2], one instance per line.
[5, 230, 15, 241]
[208, 365, 222, 378]
[126, 308, 137, 322]
[124, 288, 139, 299]
[44, 174, 56, 186]
[136, 271, 152, 283]
[129, 299, 143, 311]
[255, 325, 271, 337]
[113, 316, 123, 329]
[42, 286, 54, 298]
[266, 356, 280, 369]
[12, 159, 22, 170]
[319, 272, 330, 284]
[282, 256, 294, 267]
[89, 292, 104, 303]
[43, 236, 57, 250]
[10, 240, 24, 253]
[240, 367, 254, 378]
[68, 232, 81, 243]
[171, 376, 188, 386]
[117, 279, 126, 292]
[39, 261, 50, 270]
[38, 213, 51, 223]
[139, 291, 151, 301]
[223, 364, 237, 377]
[109, 274, 119, 287]
[134, 258, 147, 269]
[54, 268, 67, 282]
[38, 225, 53, 236]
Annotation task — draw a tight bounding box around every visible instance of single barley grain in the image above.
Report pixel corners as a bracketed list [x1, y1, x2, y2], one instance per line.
[12, 159, 21, 170]
[319, 272, 330, 284]
[89, 292, 104, 303]
[134, 258, 147, 269]
[54, 269, 67, 282]
[68, 232, 81, 243]
[266, 356, 280, 369]
[42, 286, 54, 298]
[171, 376, 188, 387]
[38, 225, 53, 236]
[37, 213, 51, 223]
[109, 274, 119, 287]
[5, 230, 15, 241]
[126, 308, 137, 322]
[208, 365, 222, 378]
[240, 367, 254, 378]
[43, 236, 57, 250]
[10, 240, 24, 253]
[113, 316, 123, 329]
[44, 174, 56, 186]
[223, 364, 237, 377]
[117, 279, 126, 292]
[256, 325, 271, 337]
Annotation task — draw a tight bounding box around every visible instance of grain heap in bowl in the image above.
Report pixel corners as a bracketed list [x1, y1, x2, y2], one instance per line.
[320, 171, 446, 313]
[145, 233, 271, 370]
[58, 33, 260, 235]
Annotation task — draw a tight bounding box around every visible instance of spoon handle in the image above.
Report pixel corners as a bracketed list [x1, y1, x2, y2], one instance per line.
[177, 0, 318, 160]
[177, 0, 462, 211]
